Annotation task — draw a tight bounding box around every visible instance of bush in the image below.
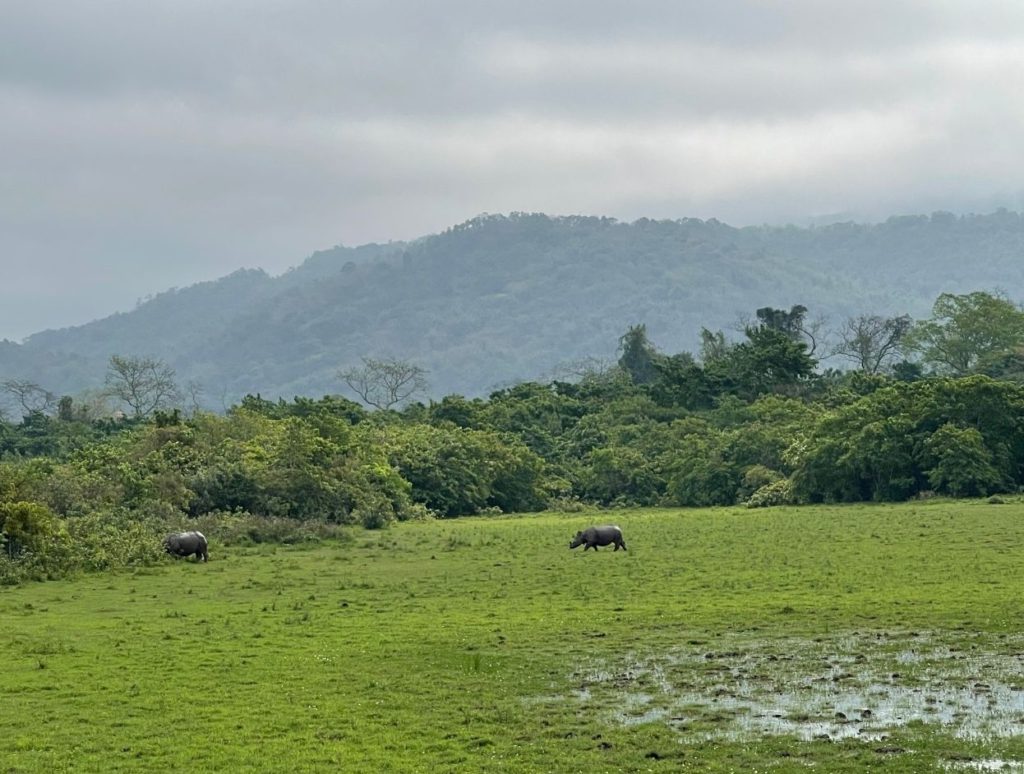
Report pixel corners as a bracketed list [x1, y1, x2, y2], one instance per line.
[746, 478, 794, 508]
[0, 505, 165, 583]
[736, 465, 784, 503]
[0, 501, 60, 558]
[63, 509, 165, 571]
[402, 503, 435, 521]
[354, 494, 397, 530]
[188, 511, 354, 546]
[385, 424, 547, 516]
[924, 423, 1006, 498]
[546, 495, 587, 513]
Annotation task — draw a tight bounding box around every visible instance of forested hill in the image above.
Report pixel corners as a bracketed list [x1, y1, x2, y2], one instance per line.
[4, 210, 1024, 405]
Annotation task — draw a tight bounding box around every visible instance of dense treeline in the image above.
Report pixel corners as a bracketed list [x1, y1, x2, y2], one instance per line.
[3, 289, 1024, 582]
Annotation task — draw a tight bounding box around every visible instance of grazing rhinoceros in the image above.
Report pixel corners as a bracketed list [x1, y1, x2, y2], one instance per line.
[569, 525, 627, 552]
[164, 531, 209, 562]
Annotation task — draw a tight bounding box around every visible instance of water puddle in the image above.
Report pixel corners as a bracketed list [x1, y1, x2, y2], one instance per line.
[945, 761, 1024, 772]
[553, 631, 1024, 743]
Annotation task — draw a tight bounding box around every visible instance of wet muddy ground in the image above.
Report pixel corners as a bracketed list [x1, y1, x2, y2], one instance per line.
[556, 630, 1024, 746]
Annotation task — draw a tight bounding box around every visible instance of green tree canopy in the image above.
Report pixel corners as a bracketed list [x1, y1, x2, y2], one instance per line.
[907, 291, 1024, 375]
[617, 324, 660, 385]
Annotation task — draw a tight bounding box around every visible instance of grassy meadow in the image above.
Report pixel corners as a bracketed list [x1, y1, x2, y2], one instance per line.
[4, 500, 1024, 772]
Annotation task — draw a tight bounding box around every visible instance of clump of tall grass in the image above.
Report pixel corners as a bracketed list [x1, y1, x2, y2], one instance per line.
[546, 496, 587, 513]
[187, 510, 354, 546]
[0, 505, 166, 584]
[0, 503, 367, 584]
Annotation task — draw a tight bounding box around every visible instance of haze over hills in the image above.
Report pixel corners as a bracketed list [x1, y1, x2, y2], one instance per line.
[3, 210, 1024, 408]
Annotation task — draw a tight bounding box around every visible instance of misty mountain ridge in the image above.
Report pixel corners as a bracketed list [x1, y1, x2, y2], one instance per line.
[4, 210, 1024, 407]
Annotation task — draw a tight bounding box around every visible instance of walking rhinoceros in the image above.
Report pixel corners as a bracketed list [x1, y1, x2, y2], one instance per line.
[569, 525, 627, 552]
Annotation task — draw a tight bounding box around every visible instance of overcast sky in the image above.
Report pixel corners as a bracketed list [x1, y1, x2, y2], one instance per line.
[3, 1, 1024, 340]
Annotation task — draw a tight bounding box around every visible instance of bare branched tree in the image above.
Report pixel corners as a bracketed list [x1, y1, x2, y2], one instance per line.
[547, 356, 615, 383]
[0, 379, 56, 416]
[832, 314, 912, 374]
[185, 379, 205, 416]
[339, 357, 428, 410]
[104, 355, 181, 418]
[796, 313, 830, 358]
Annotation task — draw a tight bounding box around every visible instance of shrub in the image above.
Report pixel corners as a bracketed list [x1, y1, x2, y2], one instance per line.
[0, 501, 60, 558]
[63, 509, 165, 571]
[736, 465, 784, 503]
[746, 478, 794, 508]
[546, 495, 587, 513]
[188, 511, 354, 546]
[924, 423, 1006, 498]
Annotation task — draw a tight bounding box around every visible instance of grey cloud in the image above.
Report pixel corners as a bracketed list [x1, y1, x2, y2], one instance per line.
[2, 1, 1024, 340]
[6, 2, 1022, 107]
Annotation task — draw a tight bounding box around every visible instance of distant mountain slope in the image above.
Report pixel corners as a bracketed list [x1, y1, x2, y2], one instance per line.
[3, 211, 1023, 406]
[23, 268, 276, 360]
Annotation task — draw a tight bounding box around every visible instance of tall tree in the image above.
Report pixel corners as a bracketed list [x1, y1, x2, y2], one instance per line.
[617, 324, 660, 385]
[105, 355, 181, 418]
[339, 357, 428, 410]
[706, 326, 817, 400]
[755, 304, 824, 356]
[906, 291, 1024, 375]
[0, 379, 56, 417]
[755, 305, 808, 338]
[832, 314, 912, 374]
[650, 352, 715, 410]
[699, 328, 729, 364]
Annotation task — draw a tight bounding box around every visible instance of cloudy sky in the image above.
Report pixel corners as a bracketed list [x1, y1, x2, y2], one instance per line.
[3, 1, 1024, 340]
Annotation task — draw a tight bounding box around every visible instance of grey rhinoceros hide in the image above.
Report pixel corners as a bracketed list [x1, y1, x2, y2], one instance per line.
[164, 530, 209, 562]
[569, 525, 627, 552]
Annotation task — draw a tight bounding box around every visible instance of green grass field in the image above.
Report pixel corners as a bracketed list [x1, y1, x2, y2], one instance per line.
[4, 501, 1024, 772]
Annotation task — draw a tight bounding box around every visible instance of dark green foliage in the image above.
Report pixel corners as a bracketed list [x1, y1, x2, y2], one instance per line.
[666, 445, 739, 506]
[705, 326, 818, 400]
[892, 360, 925, 381]
[923, 423, 1005, 497]
[650, 352, 715, 410]
[790, 376, 1024, 502]
[384, 424, 546, 516]
[236, 394, 367, 424]
[907, 291, 1024, 375]
[582, 445, 664, 505]
[617, 324, 660, 385]
[755, 304, 808, 338]
[0, 501, 58, 558]
[427, 394, 486, 428]
[480, 382, 583, 459]
[0, 409, 130, 458]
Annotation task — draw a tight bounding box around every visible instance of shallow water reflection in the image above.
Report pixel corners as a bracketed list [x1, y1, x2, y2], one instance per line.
[561, 631, 1024, 742]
